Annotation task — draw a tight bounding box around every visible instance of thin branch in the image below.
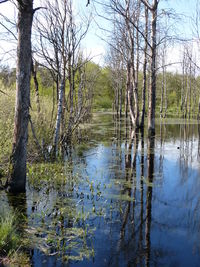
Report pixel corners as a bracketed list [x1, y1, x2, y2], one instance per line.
[140, 0, 153, 11]
[0, 21, 17, 40]
[0, 89, 10, 96]
[33, 7, 47, 14]
[29, 116, 47, 159]
[0, 0, 8, 4]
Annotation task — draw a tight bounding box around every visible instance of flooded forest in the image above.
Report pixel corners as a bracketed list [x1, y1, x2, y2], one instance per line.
[1, 0, 200, 266]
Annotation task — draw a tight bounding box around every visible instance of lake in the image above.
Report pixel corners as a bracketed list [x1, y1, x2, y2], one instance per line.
[1, 113, 200, 267]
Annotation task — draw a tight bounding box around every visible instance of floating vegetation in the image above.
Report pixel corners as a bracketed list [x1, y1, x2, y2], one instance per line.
[27, 162, 79, 192]
[26, 162, 97, 263]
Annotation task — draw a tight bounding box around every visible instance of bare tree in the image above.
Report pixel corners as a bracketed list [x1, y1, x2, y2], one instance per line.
[7, 0, 34, 192]
[141, 0, 159, 135]
[140, 5, 149, 127]
[35, 0, 91, 157]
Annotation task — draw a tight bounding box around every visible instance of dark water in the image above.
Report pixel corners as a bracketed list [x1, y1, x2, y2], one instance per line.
[1, 114, 200, 267]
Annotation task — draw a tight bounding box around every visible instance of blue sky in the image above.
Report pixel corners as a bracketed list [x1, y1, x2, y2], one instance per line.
[78, 0, 198, 66]
[0, 0, 198, 68]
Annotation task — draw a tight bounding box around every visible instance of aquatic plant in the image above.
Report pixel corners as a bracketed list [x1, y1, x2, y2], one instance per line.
[0, 209, 30, 266]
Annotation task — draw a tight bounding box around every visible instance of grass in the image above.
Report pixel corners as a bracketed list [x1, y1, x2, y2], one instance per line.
[0, 211, 19, 255]
[0, 209, 30, 266]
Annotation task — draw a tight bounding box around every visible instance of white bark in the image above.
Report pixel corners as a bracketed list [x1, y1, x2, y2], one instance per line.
[53, 78, 65, 157]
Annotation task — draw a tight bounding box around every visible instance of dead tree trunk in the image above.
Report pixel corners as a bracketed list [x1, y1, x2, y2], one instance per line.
[53, 78, 65, 158]
[127, 63, 135, 126]
[140, 6, 148, 128]
[148, 0, 158, 135]
[78, 72, 84, 117]
[8, 0, 33, 193]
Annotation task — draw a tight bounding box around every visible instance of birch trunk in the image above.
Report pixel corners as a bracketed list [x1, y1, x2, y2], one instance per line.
[119, 75, 122, 118]
[53, 78, 65, 157]
[140, 6, 148, 128]
[148, 0, 158, 135]
[188, 60, 192, 119]
[127, 64, 135, 126]
[180, 53, 186, 116]
[78, 72, 84, 117]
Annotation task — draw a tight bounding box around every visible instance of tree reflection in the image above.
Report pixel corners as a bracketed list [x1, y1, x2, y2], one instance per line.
[7, 192, 27, 231]
[120, 128, 139, 238]
[145, 132, 155, 267]
[116, 127, 156, 266]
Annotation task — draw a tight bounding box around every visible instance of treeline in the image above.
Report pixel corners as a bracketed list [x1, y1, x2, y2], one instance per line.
[1, 63, 200, 119]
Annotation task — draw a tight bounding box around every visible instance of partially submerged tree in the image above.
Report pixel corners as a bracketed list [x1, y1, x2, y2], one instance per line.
[1, 0, 35, 193]
[104, 0, 160, 133]
[35, 0, 91, 157]
[0, 0, 90, 192]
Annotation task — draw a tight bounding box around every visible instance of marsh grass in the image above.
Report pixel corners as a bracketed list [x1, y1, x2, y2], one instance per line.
[0, 83, 15, 169]
[0, 211, 19, 255]
[0, 209, 30, 266]
[0, 84, 57, 168]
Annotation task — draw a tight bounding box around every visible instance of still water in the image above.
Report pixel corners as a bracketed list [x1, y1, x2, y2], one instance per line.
[1, 114, 200, 267]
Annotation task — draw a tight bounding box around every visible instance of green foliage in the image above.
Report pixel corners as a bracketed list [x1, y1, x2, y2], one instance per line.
[0, 208, 30, 266]
[26, 162, 96, 262]
[30, 67, 54, 97]
[27, 162, 68, 191]
[0, 81, 15, 166]
[28, 94, 55, 159]
[0, 66, 16, 88]
[90, 65, 114, 110]
[0, 210, 19, 256]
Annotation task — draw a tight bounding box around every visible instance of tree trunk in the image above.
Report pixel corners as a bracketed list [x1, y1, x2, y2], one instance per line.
[67, 57, 74, 142]
[119, 72, 122, 118]
[140, 6, 148, 128]
[197, 96, 200, 120]
[127, 64, 135, 126]
[78, 72, 84, 117]
[148, 0, 158, 135]
[160, 52, 164, 117]
[163, 68, 167, 118]
[188, 60, 192, 119]
[8, 1, 33, 193]
[53, 78, 65, 158]
[31, 58, 40, 113]
[181, 52, 186, 117]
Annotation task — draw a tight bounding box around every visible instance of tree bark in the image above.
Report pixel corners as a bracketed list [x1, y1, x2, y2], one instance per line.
[148, 0, 158, 135]
[140, 6, 148, 128]
[8, 1, 33, 193]
[53, 78, 65, 158]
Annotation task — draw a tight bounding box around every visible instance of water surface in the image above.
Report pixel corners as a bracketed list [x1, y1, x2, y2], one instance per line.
[1, 114, 200, 267]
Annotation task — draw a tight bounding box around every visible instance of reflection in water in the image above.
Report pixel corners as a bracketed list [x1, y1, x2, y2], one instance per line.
[145, 132, 155, 267]
[1, 115, 200, 266]
[198, 124, 200, 160]
[118, 128, 155, 267]
[6, 192, 27, 233]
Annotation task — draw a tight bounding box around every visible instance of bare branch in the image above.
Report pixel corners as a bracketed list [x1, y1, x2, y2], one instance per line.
[140, 0, 152, 11]
[33, 7, 47, 14]
[0, 0, 8, 4]
[86, 0, 90, 7]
